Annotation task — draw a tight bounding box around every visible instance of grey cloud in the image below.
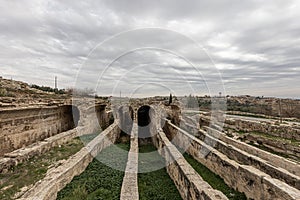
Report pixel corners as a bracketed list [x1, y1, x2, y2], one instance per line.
[0, 0, 299, 98]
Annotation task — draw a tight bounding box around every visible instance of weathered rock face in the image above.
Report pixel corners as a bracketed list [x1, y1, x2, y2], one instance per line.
[0, 105, 79, 156]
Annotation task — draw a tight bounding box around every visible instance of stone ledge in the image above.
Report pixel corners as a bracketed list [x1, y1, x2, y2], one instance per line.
[18, 121, 120, 200]
[192, 125, 300, 190]
[153, 130, 228, 200]
[120, 124, 139, 200]
[205, 126, 300, 177]
[167, 122, 300, 199]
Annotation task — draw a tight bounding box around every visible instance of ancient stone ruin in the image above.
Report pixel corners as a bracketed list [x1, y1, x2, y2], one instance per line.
[0, 79, 299, 200]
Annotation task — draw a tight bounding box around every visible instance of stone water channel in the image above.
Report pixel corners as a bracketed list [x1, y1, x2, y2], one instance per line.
[54, 105, 246, 200]
[58, 121, 182, 200]
[1, 103, 300, 200]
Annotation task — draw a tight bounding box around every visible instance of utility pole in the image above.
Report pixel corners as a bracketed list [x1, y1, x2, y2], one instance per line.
[120, 90, 122, 106]
[278, 98, 282, 123]
[169, 93, 173, 105]
[55, 76, 57, 90]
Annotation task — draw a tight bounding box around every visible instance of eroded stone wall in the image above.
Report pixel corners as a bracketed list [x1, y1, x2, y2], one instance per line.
[164, 121, 300, 200]
[0, 104, 114, 173]
[195, 127, 300, 190]
[203, 126, 300, 177]
[0, 105, 79, 156]
[199, 114, 300, 141]
[19, 121, 121, 200]
[151, 130, 228, 200]
[227, 118, 300, 140]
[244, 133, 300, 160]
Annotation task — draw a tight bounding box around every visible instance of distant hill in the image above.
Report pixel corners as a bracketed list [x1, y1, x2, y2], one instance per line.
[1, 77, 299, 119]
[0, 77, 70, 108]
[196, 95, 300, 119]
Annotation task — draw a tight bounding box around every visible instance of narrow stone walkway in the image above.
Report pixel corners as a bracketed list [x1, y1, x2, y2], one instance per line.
[120, 123, 139, 200]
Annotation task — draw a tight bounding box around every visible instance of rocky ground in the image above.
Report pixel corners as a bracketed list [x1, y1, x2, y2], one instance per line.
[0, 77, 70, 109]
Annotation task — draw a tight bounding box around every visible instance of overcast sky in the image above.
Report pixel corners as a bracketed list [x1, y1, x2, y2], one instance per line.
[0, 0, 299, 98]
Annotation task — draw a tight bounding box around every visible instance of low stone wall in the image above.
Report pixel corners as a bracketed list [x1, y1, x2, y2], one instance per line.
[0, 128, 77, 173]
[19, 121, 120, 200]
[0, 105, 79, 156]
[193, 127, 300, 190]
[0, 104, 112, 173]
[204, 126, 300, 177]
[199, 114, 300, 141]
[120, 124, 139, 200]
[180, 118, 199, 136]
[165, 121, 300, 200]
[244, 134, 300, 160]
[227, 118, 300, 141]
[152, 129, 228, 200]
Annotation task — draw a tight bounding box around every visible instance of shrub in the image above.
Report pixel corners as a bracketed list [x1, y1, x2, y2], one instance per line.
[0, 88, 7, 96]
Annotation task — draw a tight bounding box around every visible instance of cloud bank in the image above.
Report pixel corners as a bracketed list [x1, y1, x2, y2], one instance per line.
[0, 0, 299, 98]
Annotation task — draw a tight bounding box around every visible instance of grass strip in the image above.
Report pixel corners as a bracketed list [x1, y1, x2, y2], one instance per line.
[138, 144, 182, 200]
[0, 138, 84, 200]
[184, 153, 246, 200]
[57, 143, 129, 200]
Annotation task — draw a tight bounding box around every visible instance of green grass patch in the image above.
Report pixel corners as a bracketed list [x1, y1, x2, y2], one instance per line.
[184, 153, 247, 200]
[138, 144, 182, 200]
[237, 130, 247, 135]
[57, 143, 130, 200]
[0, 138, 84, 200]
